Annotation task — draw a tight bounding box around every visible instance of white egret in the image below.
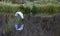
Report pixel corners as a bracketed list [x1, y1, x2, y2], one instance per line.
[15, 11, 24, 31]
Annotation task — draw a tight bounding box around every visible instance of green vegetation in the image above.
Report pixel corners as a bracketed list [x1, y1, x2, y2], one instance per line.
[0, 3, 60, 15]
[0, 0, 60, 16]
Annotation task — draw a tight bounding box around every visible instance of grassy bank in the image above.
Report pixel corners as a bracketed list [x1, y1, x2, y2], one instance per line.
[0, 3, 60, 15]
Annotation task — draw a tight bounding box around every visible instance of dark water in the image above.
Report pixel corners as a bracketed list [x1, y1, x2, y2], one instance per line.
[0, 14, 60, 36]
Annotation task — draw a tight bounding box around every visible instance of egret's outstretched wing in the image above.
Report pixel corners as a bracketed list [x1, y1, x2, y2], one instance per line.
[15, 12, 24, 19]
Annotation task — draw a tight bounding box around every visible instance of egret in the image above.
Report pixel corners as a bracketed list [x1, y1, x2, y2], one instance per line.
[15, 11, 24, 31]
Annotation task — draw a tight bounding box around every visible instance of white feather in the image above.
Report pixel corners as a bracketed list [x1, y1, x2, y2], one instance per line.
[15, 12, 24, 19]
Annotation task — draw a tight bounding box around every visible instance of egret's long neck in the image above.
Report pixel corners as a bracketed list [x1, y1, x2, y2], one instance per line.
[15, 12, 24, 19]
